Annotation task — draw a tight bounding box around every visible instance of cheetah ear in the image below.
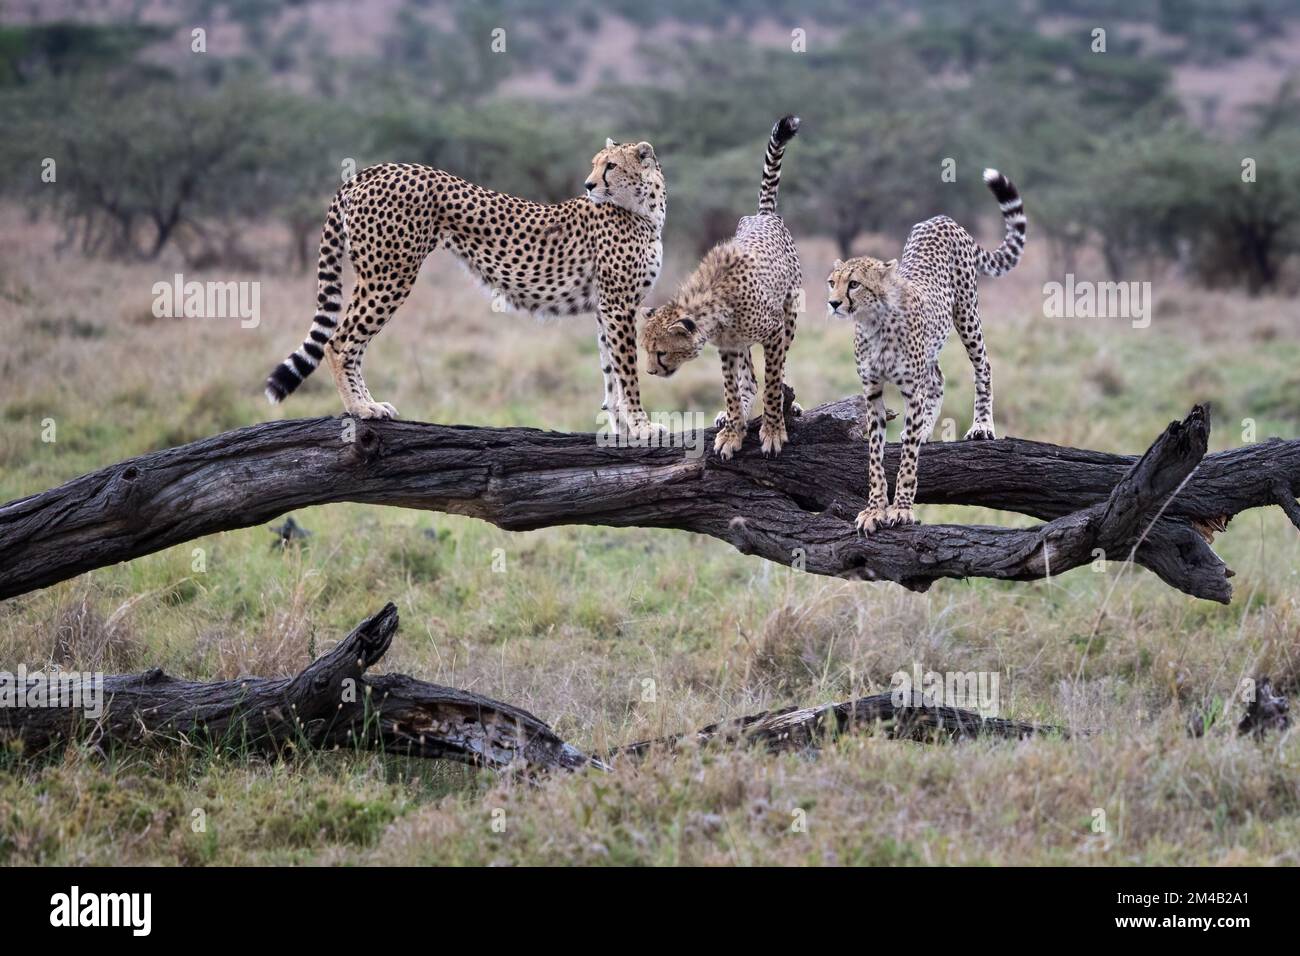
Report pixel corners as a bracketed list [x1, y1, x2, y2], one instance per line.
[670, 317, 697, 336]
[636, 141, 656, 165]
[833, 258, 844, 270]
[885, 258, 898, 269]
[605, 137, 617, 149]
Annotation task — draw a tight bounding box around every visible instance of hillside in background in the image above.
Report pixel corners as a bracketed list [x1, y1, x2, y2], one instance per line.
[2, 0, 1300, 289]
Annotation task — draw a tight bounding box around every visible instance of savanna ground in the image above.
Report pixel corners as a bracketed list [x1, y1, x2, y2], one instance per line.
[1, 202, 1298, 866]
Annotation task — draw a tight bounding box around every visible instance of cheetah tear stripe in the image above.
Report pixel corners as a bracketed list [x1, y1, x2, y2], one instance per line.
[976, 169, 1026, 277]
[757, 115, 800, 215]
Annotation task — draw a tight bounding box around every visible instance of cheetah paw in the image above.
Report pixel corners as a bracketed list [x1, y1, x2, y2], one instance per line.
[622, 415, 667, 443]
[855, 505, 916, 534]
[759, 419, 787, 456]
[882, 505, 917, 528]
[964, 423, 996, 441]
[854, 506, 889, 535]
[349, 401, 399, 420]
[713, 425, 744, 460]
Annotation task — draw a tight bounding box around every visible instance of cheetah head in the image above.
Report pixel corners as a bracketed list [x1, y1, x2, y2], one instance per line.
[827, 256, 897, 318]
[639, 304, 705, 377]
[585, 139, 665, 220]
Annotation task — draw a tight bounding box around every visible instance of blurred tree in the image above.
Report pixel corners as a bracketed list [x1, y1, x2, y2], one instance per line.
[2, 75, 365, 265]
[371, 98, 598, 203]
[1, 0, 1296, 293]
[793, 108, 976, 258]
[0, 22, 166, 87]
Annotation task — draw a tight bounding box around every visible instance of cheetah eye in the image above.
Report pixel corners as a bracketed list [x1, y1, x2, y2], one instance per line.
[605, 162, 616, 171]
[848, 280, 860, 290]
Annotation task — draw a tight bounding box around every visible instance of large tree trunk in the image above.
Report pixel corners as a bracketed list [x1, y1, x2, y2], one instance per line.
[1, 399, 1297, 603]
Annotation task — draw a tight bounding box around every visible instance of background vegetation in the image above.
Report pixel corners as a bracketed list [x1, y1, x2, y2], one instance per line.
[0, 0, 1298, 865]
[4, 0, 1300, 282]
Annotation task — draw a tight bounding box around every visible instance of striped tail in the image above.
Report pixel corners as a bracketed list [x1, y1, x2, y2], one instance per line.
[264, 194, 347, 404]
[976, 168, 1027, 277]
[757, 114, 800, 215]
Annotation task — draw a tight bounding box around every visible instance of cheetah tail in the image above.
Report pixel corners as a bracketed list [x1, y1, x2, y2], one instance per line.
[756, 114, 800, 216]
[264, 195, 347, 404]
[975, 168, 1027, 277]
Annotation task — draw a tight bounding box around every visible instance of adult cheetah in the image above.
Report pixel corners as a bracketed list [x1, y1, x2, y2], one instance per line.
[264, 141, 667, 436]
[639, 115, 803, 459]
[826, 168, 1026, 534]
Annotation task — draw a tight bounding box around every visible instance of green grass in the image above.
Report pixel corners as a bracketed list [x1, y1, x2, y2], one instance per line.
[1, 214, 1298, 865]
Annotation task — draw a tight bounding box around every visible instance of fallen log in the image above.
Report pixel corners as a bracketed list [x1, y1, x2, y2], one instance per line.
[0, 604, 1060, 771]
[613, 693, 1056, 760]
[1, 397, 1296, 603]
[0, 603, 591, 771]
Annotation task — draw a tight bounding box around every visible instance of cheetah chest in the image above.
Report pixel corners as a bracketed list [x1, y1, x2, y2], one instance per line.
[855, 316, 919, 384]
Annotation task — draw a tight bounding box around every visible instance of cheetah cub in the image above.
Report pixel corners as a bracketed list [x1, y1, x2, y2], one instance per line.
[827, 168, 1026, 534]
[639, 116, 802, 459]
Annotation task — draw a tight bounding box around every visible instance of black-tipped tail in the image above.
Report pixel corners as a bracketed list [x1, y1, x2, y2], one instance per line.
[772, 114, 800, 146]
[757, 115, 801, 215]
[976, 168, 1027, 277]
[265, 361, 306, 404]
[264, 192, 347, 406]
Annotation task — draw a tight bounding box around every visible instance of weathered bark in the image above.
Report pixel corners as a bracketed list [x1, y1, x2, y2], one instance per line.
[1, 398, 1296, 603]
[0, 603, 590, 772]
[0, 605, 1060, 771]
[614, 693, 1056, 761]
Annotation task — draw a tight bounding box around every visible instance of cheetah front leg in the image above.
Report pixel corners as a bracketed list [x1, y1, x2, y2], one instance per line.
[854, 371, 893, 534]
[856, 376, 928, 534]
[919, 362, 945, 442]
[595, 324, 623, 417]
[598, 289, 663, 440]
[884, 381, 930, 528]
[713, 349, 747, 459]
[714, 348, 756, 428]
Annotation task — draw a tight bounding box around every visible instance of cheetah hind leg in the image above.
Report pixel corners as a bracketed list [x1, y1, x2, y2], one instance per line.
[953, 294, 996, 440]
[328, 278, 411, 420]
[327, 343, 399, 420]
